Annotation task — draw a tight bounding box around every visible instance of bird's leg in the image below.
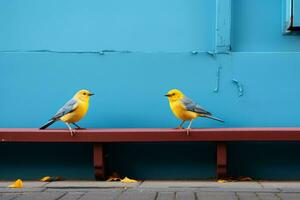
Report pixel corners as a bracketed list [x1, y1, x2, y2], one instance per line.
[187, 120, 193, 129]
[65, 122, 75, 136]
[72, 122, 85, 130]
[186, 120, 193, 136]
[176, 120, 186, 129]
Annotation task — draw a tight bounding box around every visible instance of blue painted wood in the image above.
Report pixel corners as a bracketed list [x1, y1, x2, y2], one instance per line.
[1, 52, 300, 128]
[232, 0, 300, 51]
[0, 0, 215, 52]
[215, 0, 231, 53]
[282, 0, 292, 33]
[294, 0, 300, 26]
[283, 0, 300, 32]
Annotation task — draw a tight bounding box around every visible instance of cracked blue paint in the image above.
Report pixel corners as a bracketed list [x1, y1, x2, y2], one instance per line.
[215, 0, 231, 53]
[214, 66, 222, 93]
[0, 49, 132, 55]
[232, 79, 244, 97]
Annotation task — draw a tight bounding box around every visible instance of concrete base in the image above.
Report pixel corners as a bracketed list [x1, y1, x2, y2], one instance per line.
[1, 181, 300, 199]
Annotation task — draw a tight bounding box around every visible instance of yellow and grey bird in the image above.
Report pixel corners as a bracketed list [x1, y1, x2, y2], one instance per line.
[40, 89, 94, 136]
[165, 89, 223, 134]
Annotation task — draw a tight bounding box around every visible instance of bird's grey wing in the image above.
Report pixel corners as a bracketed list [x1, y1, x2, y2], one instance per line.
[52, 98, 78, 119]
[181, 97, 211, 115]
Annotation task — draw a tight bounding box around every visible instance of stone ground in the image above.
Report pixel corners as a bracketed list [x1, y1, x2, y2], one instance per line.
[1, 181, 300, 200]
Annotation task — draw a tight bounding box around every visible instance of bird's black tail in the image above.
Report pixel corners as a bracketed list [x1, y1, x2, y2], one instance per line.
[40, 119, 56, 129]
[204, 115, 224, 122]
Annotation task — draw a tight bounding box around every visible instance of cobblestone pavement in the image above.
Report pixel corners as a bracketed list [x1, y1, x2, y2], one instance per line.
[1, 181, 300, 200]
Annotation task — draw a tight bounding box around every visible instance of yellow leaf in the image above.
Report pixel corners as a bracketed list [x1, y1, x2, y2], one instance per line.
[40, 176, 52, 182]
[40, 176, 63, 182]
[217, 179, 227, 183]
[8, 179, 23, 188]
[120, 177, 138, 183]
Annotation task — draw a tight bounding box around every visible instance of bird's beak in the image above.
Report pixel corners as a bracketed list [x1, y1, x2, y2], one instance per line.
[88, 93, 95, 96]
[164, 94, 171, 97]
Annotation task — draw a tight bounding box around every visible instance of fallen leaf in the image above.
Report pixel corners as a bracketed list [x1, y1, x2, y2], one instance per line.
[8, 179, 23, 188]
[120, 177, 138, 183]
[40, 176, 51, 182]
[216, 176, 253, 183]
[40, 176, 63, 182]
[217, 179, 227, 183]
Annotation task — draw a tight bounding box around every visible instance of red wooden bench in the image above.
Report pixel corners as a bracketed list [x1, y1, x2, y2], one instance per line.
[1, 128, 300, 180]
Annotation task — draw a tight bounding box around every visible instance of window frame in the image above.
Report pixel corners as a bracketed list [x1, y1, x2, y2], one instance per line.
[283, 0, 300, 33]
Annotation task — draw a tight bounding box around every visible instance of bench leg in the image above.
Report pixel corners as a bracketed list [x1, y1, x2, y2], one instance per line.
[93, 143, 105, 180]
[216, 142, 227, 179]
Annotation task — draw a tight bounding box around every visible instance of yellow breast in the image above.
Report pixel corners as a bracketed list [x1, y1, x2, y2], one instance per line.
[60, 101, 89, 123]
[169, 100, 198, 121]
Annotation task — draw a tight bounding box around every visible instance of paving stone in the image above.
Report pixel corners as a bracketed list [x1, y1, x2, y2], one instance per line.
[176, 191, 195, 200]
[156, 192, 175, 200]
[195, 187, 279, 192]
[46, 181, 139, 188]
[277, 193, 300, 200]
[79, 191, 123, 200]
[127, 187, 198, 192]
[259, 181, 300, 189]
[279, 188, 300, 192]
[236, 192, 259, 200]
[140, 181, 217, 188]
[46, 188, 124, 193]
[215, 182, 262, 189]
[140, 181, 262, 189]
[0, 188, 45, 193]
[59, 192, 85, 200]
[1, 193, 22, 200]
[14, 191, 65, 200]
[118, 191, 157, 200]
[197, 191, 237, 200]
[256, 192, 280, 200]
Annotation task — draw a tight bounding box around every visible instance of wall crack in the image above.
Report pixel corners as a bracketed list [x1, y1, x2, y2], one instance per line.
[214, 65, 222, 93]
[232, 79, 244, 97]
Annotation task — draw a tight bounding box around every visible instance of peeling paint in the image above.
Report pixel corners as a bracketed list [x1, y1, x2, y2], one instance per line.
[206, 51, 231, 57]
[0, 50, 220, 55]
[0, 49, 104, 55]
[207, 51, 216, 56]
[214, 66, 222, 93]
[232, 79, 244, 97]
[0, 50, 232, 56]
[0, 49, 132, 55]
[215, 0, 231, 53]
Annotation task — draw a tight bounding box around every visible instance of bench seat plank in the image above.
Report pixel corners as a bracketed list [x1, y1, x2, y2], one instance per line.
[1, 128, 300, 142]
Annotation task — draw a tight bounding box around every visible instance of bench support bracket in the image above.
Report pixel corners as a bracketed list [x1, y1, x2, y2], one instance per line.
[216, 142, 227, 179]
[93, 143, 105, 180]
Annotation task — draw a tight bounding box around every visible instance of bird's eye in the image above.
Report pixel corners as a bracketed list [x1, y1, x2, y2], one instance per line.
[172, 93, 176, 96]
[83, 93, 86, 95]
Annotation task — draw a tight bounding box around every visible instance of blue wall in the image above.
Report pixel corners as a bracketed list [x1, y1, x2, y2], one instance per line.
[1, 0, 300, 180]
[232, 0, 300, 51]
[0, 0, 215, 52]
